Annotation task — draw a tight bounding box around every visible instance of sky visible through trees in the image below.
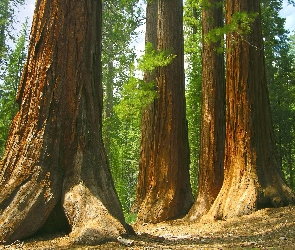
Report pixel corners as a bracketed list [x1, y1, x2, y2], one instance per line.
[12, 0, 295, 53]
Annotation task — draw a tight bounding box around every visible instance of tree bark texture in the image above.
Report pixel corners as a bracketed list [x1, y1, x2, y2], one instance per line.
[187, 0, 225, 221]
[206, 0, 295, 220]
[103, 57, 114, 155]
[0, 0, 129, 244]
[131, 0, 158, 214]
[136, 0, 194, 223]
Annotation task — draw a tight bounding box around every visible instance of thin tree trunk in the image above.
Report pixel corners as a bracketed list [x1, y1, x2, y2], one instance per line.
[136, 0, 194, 223]
[206, 0, 294, 220]
[0, 0, 129, 244]
[187, 0, 225, 221]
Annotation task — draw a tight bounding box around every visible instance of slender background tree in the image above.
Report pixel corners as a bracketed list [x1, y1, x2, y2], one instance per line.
[101, 0, 143, 218]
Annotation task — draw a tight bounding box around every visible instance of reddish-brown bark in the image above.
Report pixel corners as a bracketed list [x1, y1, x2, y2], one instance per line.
[0, 0, 129, 244]
[206, 0, 295, 220]
[135, 0, 194, 223]
[131, 0, 158, 214]
[186, 0, 225, 221]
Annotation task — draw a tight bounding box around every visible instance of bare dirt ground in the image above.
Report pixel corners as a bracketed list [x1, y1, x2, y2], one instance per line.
[1, 206, 295, 249]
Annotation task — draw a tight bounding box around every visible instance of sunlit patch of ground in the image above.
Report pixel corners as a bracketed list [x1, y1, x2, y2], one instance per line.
[1, 206, 294, 249]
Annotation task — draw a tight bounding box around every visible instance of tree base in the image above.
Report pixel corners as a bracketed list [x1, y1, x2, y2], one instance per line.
[204, 173, 295, 221]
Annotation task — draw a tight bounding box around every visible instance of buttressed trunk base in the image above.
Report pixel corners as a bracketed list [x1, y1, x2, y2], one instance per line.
[204, 0, 294, 220]
[135, 0, 194, 223]
[0, 0, 129, 244]
[186, 0, 225, 222]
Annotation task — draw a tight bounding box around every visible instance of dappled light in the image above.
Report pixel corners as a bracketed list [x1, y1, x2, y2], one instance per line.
[0, 0, 294, 248]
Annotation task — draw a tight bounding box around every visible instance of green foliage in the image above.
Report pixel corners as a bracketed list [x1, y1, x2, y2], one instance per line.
[114, 75, 157, 122]
[0, 19, 28, 157]
[0, 0, 25, 62]
[102, 0, 141, 96]
[261, 0, 295, 189]
[105, 114, 141, 214]
[137, 42, 177, 73]
[229, 12, 259, 34]
[124, 212, 137, 224]
[184, 0, 202, 196]
[0, 2, 31, 156]
[115, 41, 179, 123]
[115, 42, 178, 122]
[102, 0, 144, 214]
[205, 11, 259, 51]
[290, 33, 295, 55]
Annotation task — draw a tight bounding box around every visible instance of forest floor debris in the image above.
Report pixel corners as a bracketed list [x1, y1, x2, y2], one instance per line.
[1, 206, 295, 249]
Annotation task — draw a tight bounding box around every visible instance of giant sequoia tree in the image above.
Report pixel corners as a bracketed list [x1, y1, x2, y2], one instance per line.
[135, 0, 194, 223]
[187, 0, 225, 221]
[0, 0, 129, 244]
[206, 0, 294, 219]
[131, 0, 158, 214]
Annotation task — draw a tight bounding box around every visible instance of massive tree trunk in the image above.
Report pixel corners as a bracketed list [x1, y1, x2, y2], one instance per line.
[103, 57, 114, 155]
[135, 0, 194, 223]
[187, 0, 225, 221]
[0, 0, 129, 244]
[206, 0, 295, 220]
[131, 0, 158, 214]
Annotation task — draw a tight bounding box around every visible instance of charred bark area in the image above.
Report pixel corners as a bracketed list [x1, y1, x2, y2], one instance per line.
[206, 0, 295, 220]
[187, 0, 225, 221]
[136, 0, 194, 223]
[0, 0, 128, 244]
[35, 200, 71, 235]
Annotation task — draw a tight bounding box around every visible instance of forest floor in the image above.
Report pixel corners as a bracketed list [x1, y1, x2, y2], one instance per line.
[1, 206, 295, 249]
